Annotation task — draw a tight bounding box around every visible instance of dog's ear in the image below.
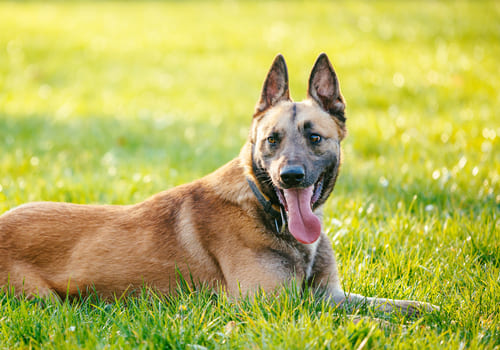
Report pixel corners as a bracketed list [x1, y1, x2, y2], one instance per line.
[254, 54, 291, 117]
[308, 53, 346, 123]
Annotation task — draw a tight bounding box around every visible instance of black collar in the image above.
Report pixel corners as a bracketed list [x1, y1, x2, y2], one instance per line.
[246, 177, 287, 233]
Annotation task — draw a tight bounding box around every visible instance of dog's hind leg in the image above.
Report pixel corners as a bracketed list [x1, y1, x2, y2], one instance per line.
[6, 262, 54, 299]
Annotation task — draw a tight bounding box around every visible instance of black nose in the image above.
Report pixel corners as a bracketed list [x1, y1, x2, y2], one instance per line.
[280, 166, 305, 187]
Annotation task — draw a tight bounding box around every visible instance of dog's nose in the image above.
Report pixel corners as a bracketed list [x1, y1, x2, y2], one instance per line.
[280, 166, 305, 187]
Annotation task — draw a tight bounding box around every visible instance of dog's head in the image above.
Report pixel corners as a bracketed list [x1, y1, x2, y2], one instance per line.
[248, 53, 346, 244]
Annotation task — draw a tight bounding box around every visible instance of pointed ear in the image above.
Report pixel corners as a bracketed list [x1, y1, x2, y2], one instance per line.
[308, 53, 346, 122]
[254, 54, 291, 117]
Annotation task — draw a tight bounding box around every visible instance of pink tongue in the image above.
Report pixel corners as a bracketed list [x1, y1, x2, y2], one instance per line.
[283, 186, 321, 244]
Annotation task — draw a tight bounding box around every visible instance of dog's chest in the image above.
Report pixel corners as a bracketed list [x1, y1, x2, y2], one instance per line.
[260, 237, 320, 280]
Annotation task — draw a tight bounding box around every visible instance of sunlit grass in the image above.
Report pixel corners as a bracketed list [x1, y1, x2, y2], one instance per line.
[0, 0, 499, 348]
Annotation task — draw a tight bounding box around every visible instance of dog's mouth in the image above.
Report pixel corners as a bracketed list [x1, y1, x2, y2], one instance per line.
[274, 176, 323, 244]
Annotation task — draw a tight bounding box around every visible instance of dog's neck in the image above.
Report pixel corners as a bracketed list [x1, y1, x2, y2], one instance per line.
[245, 176, 287, 234]
[245, 177, 281, 219]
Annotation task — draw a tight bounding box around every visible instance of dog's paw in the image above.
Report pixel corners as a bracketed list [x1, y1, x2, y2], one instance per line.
[399, 300, 440, 316]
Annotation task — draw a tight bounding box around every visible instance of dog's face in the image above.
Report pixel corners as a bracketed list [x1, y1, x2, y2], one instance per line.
[249, 54, 346, 244]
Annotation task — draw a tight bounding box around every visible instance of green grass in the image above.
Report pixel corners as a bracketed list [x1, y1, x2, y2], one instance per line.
[0, 0, 499, 348]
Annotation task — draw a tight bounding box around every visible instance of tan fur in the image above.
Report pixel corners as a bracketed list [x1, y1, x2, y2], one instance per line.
[0, 54, 437, 315]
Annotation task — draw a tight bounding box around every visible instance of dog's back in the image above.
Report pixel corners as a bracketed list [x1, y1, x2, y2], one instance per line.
[0, 180, 228, 298]
[0, 201, 154, 297]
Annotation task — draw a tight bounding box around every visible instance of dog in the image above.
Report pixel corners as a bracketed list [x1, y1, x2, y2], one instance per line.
[0, 53, 437, 315]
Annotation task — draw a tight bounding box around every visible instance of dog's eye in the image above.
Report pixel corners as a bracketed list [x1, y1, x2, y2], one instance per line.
[309, 134, 322, 144]
[267, 136, 277, 144]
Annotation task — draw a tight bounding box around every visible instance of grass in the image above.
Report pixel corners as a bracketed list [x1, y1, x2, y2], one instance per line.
[0, 0, 499, 348]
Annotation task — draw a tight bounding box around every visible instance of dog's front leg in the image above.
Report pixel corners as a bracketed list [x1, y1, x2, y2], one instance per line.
[310, 235, 439, 316]
[326, 290, 439, 316]
[218, 248, 297, 299]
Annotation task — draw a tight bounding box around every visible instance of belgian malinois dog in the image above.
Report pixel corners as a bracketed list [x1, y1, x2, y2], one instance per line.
[0, 54, 437, 315]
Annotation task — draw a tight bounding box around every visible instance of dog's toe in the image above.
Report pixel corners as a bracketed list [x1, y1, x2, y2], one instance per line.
[404, 301, 440, 316]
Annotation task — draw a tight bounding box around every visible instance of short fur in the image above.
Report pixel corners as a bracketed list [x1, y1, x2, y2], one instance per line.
[0, 54, 437, 315]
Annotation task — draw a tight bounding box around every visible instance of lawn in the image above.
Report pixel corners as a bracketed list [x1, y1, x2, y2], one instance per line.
[0, 0, 499, 348]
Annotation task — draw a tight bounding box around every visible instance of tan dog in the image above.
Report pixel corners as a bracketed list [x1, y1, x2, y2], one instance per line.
[0, 54, 437, 314]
